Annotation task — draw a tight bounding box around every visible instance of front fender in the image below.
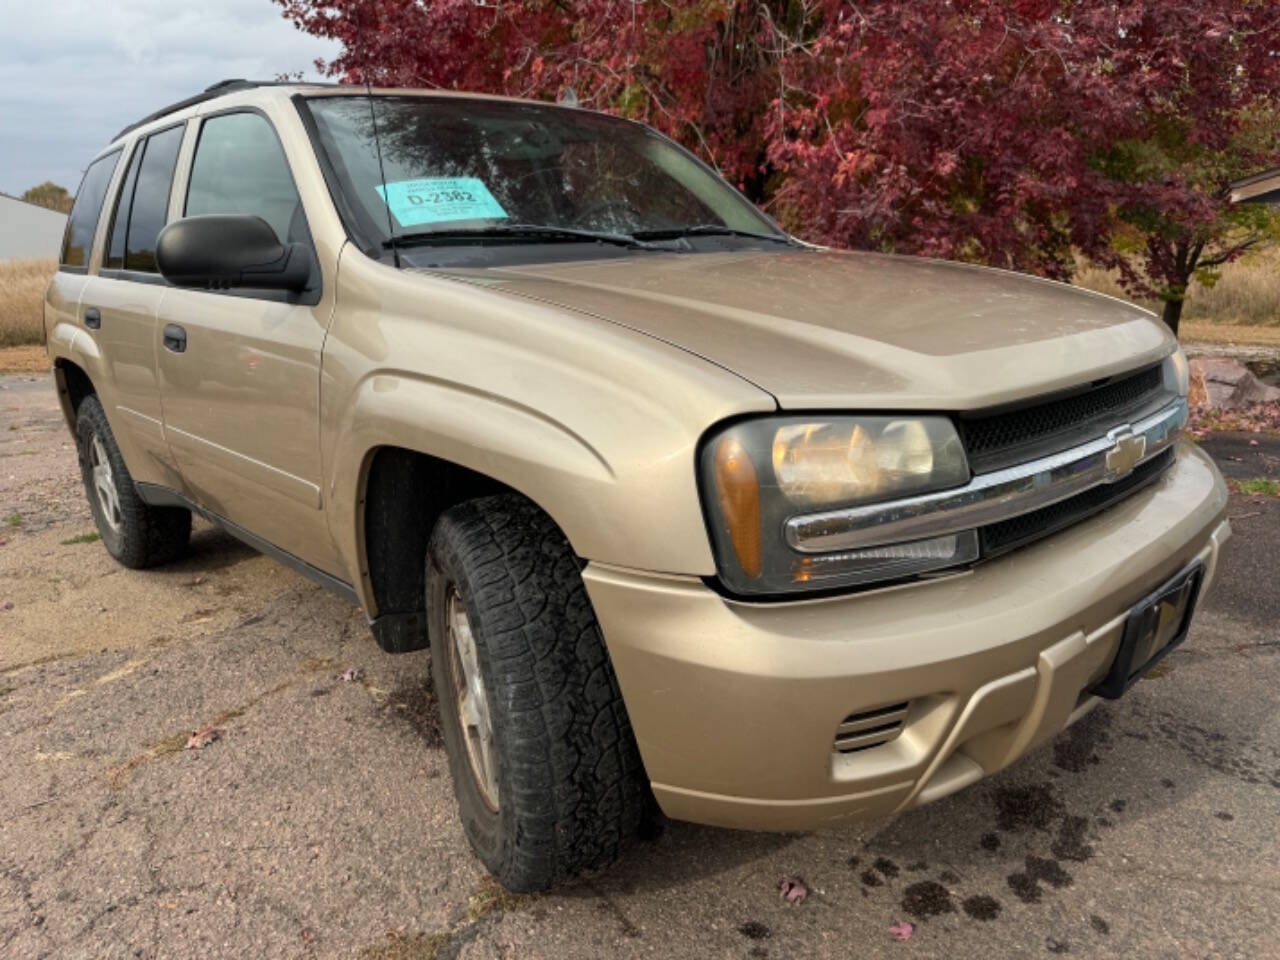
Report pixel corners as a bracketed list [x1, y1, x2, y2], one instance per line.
[321, 249, 774, 613]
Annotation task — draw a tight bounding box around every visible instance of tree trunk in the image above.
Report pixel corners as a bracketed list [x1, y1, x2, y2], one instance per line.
[1161, 298, 1184, 338]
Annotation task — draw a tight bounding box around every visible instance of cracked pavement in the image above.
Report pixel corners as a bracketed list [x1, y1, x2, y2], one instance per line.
[2, 372, 1278, 959]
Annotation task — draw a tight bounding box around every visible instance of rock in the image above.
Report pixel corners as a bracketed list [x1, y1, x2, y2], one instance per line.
[1188, 356, 1280, 410]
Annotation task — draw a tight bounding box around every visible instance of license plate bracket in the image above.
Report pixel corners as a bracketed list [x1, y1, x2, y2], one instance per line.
[1092, 561, 1204, 700]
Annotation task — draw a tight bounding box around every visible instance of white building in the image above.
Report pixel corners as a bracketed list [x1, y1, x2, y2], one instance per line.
[0, 194, 68, 260]
[1231, 167, 1280, 205]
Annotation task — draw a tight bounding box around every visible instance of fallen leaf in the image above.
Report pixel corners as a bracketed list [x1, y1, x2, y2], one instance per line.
[889, 921, 915, 942]
[778, 875, 808, 905]
[340, 668, 364, 683]
[185, 725, 223, 750]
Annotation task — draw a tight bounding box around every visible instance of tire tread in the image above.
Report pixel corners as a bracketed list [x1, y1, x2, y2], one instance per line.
[75, 395, 190, 569]
[429, 494, 647, 891]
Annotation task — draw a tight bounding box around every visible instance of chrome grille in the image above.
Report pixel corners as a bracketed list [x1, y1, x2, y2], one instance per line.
[960, 364, 1168, 472]
[833, 702, 909, 753]
[979, 447, 1175, 557]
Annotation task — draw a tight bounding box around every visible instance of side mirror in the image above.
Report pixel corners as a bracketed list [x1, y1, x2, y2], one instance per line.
[156, 215, 311, 293]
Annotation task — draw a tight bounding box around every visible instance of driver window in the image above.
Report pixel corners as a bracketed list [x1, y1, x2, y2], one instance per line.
[186, 112, 309, 246]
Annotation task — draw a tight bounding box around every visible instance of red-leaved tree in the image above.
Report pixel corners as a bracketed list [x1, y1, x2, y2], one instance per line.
[277, 0, 1280, 335]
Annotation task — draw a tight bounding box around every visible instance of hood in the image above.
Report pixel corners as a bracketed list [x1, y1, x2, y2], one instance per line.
[436, 249, 1174, 411]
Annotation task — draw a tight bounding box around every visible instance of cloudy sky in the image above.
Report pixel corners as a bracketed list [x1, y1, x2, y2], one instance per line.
[0, 0, 341, 197]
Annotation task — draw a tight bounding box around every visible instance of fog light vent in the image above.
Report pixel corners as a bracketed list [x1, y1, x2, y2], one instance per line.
[833, 702, 909, 754]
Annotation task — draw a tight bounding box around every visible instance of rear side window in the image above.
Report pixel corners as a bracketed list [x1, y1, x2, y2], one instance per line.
[105, 124, 185, 274]
[60, 149, 121, 268]
[186, 112, 307, 245]
[105, 145, 143, 269]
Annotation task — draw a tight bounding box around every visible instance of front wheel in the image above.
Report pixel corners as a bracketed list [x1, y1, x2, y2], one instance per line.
[426, 494, 648, 891]
[75, 395, 191, 568]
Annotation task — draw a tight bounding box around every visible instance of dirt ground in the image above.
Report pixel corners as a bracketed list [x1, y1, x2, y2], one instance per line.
[2, 371, 1278, 960]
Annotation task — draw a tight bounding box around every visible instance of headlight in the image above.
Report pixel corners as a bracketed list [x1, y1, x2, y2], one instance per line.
[702, 416, 972, 595]
[1163, 347, 1189, 398]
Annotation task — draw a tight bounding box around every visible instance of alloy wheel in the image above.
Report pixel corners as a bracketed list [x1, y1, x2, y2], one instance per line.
[89, 432, 122, 533]
[446, 587, 499, 810]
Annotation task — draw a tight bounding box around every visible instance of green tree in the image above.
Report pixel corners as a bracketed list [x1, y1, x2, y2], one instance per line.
[1092, 103, 1280, 336]
[21, 181, 73, 214]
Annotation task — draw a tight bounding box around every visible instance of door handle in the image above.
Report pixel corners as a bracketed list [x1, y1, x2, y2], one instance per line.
[162, 323, 187, 353]
[83, 307, 101, 330]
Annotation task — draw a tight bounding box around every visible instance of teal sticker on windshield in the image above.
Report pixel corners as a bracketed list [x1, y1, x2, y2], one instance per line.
[375, 177, 509, 227]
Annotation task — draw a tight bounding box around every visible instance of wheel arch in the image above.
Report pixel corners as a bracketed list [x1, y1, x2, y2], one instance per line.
[356, 444, 536, 653]
[325, 368, 689, 640]
[53, 357, 97, 433]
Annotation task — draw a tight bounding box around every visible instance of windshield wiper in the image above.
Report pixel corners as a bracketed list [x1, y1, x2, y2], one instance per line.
[385, 224, 662, 250]
[631, 224, 795, 244]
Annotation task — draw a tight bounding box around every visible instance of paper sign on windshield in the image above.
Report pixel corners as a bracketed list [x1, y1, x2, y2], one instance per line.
[375, 177, 509, 227]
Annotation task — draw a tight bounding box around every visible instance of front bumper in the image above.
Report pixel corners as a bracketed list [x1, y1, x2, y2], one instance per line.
[583, 442, 1229, 831]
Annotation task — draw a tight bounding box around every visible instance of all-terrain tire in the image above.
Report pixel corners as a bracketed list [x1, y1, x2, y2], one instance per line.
[75, 395, 191, 568]
[426, 494, 648, 892]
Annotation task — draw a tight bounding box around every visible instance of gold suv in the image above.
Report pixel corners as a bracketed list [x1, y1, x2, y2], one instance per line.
[46, 80, 1229, 891]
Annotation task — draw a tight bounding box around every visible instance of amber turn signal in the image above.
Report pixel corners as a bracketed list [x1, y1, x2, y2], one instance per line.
[712, 435, 763, 578]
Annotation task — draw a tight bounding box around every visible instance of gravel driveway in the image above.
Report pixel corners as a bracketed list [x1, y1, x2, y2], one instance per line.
[2, 372, 1277, 959]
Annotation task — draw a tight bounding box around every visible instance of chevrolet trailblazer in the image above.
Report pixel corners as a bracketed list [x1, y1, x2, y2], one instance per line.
[46, 80, 1229, 891]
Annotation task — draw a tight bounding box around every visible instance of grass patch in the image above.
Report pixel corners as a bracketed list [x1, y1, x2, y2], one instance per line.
[358, 931, 453, 960]
[105, 732, 190, 789]
[104, 704, 253, 789]
[358, 885, 537, 957]
[357, 879, 534, 959]
[150, 732, 191, 756]
[466, 877, 533, 921]
[0, 258, 56, 347]
[60, 531, 100, 545]
[1233, 477, 1280, 497]
[3, 513, 21, 528]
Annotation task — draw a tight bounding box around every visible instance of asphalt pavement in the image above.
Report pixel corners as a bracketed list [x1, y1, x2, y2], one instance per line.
[1, 372, 1277, 959]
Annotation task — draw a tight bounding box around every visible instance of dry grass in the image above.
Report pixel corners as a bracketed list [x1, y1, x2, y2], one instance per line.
[358, 931, 452, 960]
[1179, 322, 1280, 347]
[0, 345, 50, 373]
[0, 258, 55, 348]
[1074, 246, 1280, 328]
[1232, 477, 1280, 496]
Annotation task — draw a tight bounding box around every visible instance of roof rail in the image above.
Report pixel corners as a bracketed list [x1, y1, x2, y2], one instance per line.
[109, 78, 344, 143]
[110, 79, 258, 142]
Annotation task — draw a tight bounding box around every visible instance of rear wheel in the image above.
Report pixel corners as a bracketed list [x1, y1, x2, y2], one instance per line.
[426, 494, 648, 891]
[75, 395, 191, 568]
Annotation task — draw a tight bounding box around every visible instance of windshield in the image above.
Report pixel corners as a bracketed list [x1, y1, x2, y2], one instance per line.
[302, 95, 787, 254]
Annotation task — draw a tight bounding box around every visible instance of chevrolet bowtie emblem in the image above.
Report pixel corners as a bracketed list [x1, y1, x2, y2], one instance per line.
[1103, 427, 1146, 481]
